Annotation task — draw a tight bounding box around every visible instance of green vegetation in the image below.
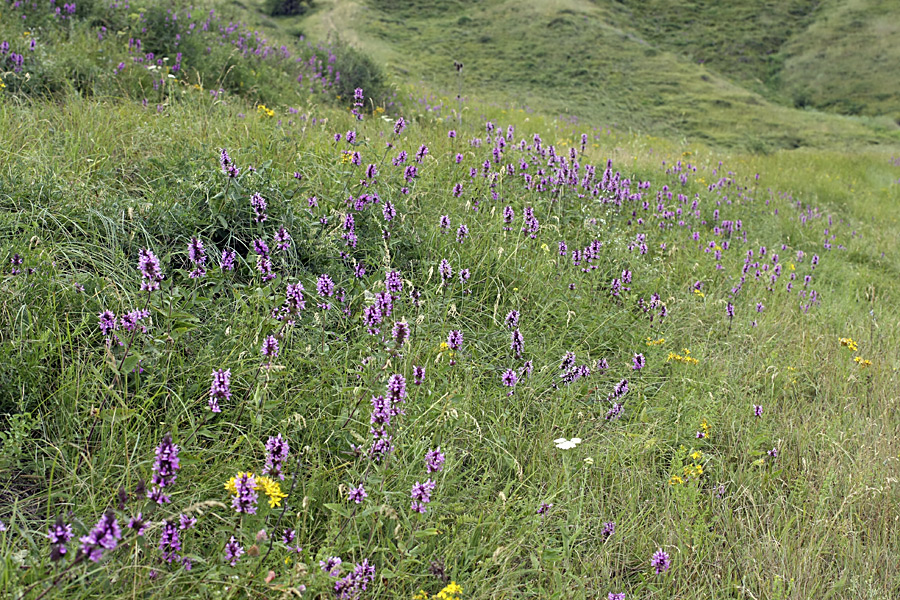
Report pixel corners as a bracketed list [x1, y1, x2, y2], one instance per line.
[296, 0, 900, 149]
[1, 1, 899, 599]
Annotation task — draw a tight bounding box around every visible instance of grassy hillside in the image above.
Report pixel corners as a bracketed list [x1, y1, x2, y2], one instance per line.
[291, 0, 899, 149]
[2, 1, 900, 599]
[778, 0, 900, 119]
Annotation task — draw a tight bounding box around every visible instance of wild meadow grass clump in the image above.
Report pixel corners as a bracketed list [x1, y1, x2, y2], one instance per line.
[1, 6, 900, 599]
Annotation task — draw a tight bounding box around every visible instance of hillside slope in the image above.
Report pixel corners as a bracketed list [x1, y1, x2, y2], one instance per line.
[286, 0, 899, 149]
[778, 0, 900, 118]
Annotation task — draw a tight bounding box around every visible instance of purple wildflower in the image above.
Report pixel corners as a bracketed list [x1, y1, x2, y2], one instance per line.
[456, 224, 469, 243]
[768, 447, 778, 459]
[158, 520, 181, 563]
[148, 435, 180, 504]
[602, 521, 615, 539]
[501, 369, 518, 393]
[127, 513, 147, 537]
[224, 536, 244, 566]
[425, 448, 445, 473]
[439, 259, 453, 284]
[510, 329, 524, 359]
[187, 237, 207, 278]
[439, 215, 451, 232]
[263, 434, 290, 480]
[47, 517, 74, 561]
[274, 227, 292, 252]
[333, 560, 376, 600]
[209, 369, 231, 413]
[506, 310, 520, 329]
[138, 248, 163, 292]
[220, 249, 236, 271]
[179, 514, 196, 530]
[385, 270, 403, 294]
[393, 117, 406, 135]
[410, 479, 437, 513]
[537, 502, 553, 516]
[231, 473, 258, 514]
[320, 556, 343, 577]
[391, 320, 410, 347]
[250, 192, 268, 223]
[650, 548, 671, 574]
[632, 354, 645, 370]
[447, 330, 463, 350]
[347, 484, 368, 504]
[753, 405, 763, 417]
[79, 511, 122, 563]
[261, 335, 279, 360]
[282, 529, 295, 545]
[413, 365, 425, 385]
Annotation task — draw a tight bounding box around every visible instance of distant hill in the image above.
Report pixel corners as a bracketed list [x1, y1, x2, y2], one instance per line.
[273, 0, 900, 149]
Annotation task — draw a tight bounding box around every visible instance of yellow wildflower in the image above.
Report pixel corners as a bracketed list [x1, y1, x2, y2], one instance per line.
[413, 592, 430, 600]
[225, 472, 287, 508]
[854, 356, 872, 368]
[645, 337, 665, 346]
[435, 582, 463, 600]
[668, 475, 684, 486]
[257, 476, 288, 508]
[840, 337, 859, 352]
[257, 104, 275, 118]
[341, 150, 353, 164]
[691, 450, 703, 461]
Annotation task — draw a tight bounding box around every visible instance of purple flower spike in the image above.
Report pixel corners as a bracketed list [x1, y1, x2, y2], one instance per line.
[348, 484, 368, 504]
[148, 434, 180, 504]
[209, 369, 231, 413]
[224, 535, 244, 566]
[138, 248, 163, 292]
[263, 434, 290, 481]
[261, 335, 279, 360]
[650, 548, 671, 574]
[79, 511, 122, 563]
[425, 448, 445, 473]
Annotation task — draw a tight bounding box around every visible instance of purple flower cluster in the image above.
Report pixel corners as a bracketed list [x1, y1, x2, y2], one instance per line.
[220, 148, 239, 178]
[333, 559, 376, 600]
[220, 248, 236, 271]
[410, 479, 436, 514]
[274, 226, 292, 252]
[138, 248, 163, 292]
[263, 434, 289, 480]
[250, 192, 268, 223]
[148, 435, 180, 504]
[413, 365, 426, 385]
[261, 334, 279, 360]
[425, 448, 445, 473]
[348, 484, 368, 504]
[231, 472, 258, 514]
[187, 237, 206, 278]
[254, 238, 276, 282]
[209, 368, 231, 413]
[158, 520, 182, 563]
[320, 556, 343, 577]
[79, 511, 122, 563]
[47, 517, 74, 561]
[224, 535, 244, 566]
[651, 548, 671, 574]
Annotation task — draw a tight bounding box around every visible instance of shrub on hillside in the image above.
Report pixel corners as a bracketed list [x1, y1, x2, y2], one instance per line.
[264, 0, 315, 17]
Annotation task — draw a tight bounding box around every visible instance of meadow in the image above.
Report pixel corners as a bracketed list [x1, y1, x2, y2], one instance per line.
[1, 1, 899, 599]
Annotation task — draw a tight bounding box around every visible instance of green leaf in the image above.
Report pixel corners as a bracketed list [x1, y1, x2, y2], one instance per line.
[323, 503, 351, 518]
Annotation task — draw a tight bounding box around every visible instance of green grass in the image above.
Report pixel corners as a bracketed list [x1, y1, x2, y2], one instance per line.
[2, 2, 900, 599]
[290, 0, 900, 150]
